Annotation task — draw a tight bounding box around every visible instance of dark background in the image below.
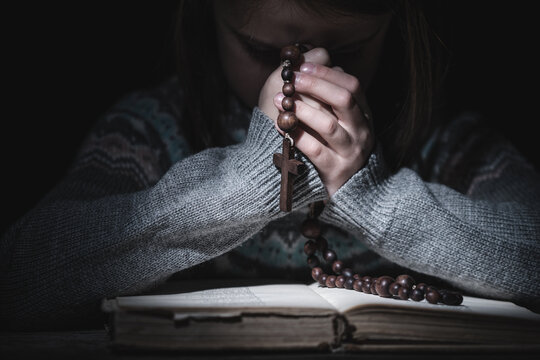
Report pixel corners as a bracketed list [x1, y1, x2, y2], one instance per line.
[3, 1, 538, 235]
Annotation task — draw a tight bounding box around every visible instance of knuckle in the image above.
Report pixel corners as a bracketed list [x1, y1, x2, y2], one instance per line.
[349, 76, 361, 94]
[361, 128, 372, 145]
[336, 90, 354, 109]
[323, 118, 338, 136]
[355, 130, 367, 148]
[356, 129, 374, 155]
[305, 141, 323, 159]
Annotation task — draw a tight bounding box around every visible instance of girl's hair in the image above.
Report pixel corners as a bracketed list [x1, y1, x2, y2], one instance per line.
[174, 0, 448, 172]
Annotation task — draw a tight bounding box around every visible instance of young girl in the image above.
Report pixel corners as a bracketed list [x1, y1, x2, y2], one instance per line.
[1, 0, 539, 330]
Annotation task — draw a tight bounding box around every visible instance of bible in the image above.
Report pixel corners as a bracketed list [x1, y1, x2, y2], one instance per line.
[102, 280, 540, 352]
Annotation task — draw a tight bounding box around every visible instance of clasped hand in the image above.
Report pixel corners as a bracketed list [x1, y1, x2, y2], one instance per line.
[259, 47, 374, 198]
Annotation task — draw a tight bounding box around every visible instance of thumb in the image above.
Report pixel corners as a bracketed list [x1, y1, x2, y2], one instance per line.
[257, 63, 284, 121]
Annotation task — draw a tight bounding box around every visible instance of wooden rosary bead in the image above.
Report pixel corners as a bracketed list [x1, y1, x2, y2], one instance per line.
[303, 240, 317, 256]
[275, 44, 306, 213]
[301, 198, 463, 305]
[376, 276, 395, 298]
[426, 289, 441, 304]
[322, 249, 337, 263]
[277, 111, 298, 132]
[335, 275, 346, 288]
[361, 282, 372, 294]
[281, 67, 294, 82]
[370, 278, 379, 295]
[306, 255, 320, 268]
[396, 274, 415, 290]
[441, 291, 463, 306]
[398, 287, 410, 300]
[411, 288, 425, 302]
[326, 275, 336, 287]
[389, 282, 401, 296]
[311, 267, 323, 281]
[280, 45, 301, 65]
[282, 96, 295, 111]
[361, 276, 372, 283]
[361, 276, 372, 293]
[341, 268, 353, 279]
[282, 83, 295, 97]
[416, 283, 427, 292]
[331, 260, 343, 274]
[325, 275, 337, 288]
[301, 218, 321, 239]
[315, 237, 328, 252]
[318, 273, 328, 286]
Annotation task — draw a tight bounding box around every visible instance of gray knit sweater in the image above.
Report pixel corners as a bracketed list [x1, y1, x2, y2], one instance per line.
[1, 77, 539, 330]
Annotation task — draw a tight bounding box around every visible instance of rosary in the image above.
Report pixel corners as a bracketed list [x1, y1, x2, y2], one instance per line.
[272, 44, 305, 212]
[273, 44, 463, 306]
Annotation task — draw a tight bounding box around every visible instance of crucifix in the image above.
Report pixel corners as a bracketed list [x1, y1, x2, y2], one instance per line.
[273, 44, 305, 212]
[273, 135, 305, 212]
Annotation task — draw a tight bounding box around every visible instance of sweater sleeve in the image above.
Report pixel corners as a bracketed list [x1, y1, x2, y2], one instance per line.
[0, 105, 326, 330]
[319, 115, 540, 308]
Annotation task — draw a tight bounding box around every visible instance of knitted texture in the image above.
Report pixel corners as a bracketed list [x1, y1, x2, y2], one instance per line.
[1, 77, 539, 330]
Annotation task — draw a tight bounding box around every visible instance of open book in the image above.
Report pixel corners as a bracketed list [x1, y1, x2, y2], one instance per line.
[102, 280, 540, 352]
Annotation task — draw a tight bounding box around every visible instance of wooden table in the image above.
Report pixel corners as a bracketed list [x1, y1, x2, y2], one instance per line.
[1, 329, 539, 359]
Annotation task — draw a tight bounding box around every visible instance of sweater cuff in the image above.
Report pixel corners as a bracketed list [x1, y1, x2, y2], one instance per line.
[234, 107, 327, 215]
[319, 144, 391, 245]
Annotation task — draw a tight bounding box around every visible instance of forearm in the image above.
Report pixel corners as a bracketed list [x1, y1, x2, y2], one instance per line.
[320, 146, 540, 306]
[0, 107, 326, 329]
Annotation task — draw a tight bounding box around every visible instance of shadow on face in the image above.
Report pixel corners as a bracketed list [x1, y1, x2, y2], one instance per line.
[213, 0, 392, 108]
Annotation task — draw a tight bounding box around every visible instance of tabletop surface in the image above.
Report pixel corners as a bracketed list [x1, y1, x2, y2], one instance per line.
[1, 329, 539, 360]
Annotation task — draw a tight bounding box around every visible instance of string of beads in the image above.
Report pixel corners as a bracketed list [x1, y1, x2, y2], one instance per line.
[275, 44, 463, 305]
[302, 202, 464, 306]
[273, 44, 307, 212]
[277, 44, 302, 133]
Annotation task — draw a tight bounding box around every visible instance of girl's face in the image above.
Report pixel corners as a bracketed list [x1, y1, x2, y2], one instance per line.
[214, 0, 392, 109]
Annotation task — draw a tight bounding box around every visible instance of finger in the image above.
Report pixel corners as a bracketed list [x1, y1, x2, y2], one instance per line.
[291, 121, 333, 167]
[274, 91, 335, 120]
[295, 100, 352, 153]
[294, 72, 359, 120]
[273, 94, 352, 153]
[301, 47, 332, 67]
[299, 62, 360, 97]
[269, 105, 330, 163]
[297, 63, 373, 129]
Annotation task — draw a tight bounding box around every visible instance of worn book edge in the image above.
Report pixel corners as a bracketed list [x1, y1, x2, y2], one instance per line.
[101, 280, 540, 351]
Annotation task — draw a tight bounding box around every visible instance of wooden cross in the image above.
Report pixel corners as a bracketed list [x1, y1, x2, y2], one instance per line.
[273, 137, 305, 212]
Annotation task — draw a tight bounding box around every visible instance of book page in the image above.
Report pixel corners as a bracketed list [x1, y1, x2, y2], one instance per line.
[115, 284, 336, 313]
[309, 282, 540, 321]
